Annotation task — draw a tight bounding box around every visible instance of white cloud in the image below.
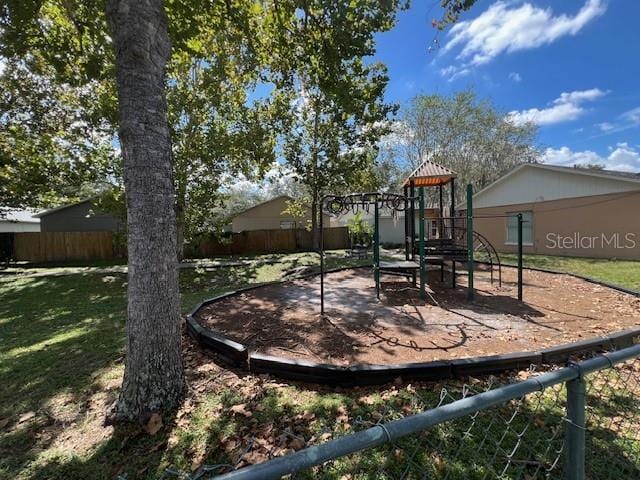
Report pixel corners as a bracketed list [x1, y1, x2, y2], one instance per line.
[439, 65, 470, 82]
[556, 89, 607, 104]
[438, 0, 606, 80]
[508, 72, 522, 83]
[589, 106, 640, 137]
[507, 88, 607, 126]
[597, 122, 614, 132]
[540, 143, 640, 172]
[442, 0, 606, 67]
[621, 107, 640, 125]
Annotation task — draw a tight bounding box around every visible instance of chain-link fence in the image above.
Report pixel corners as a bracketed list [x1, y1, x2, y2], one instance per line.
[203, 344, 640, 480]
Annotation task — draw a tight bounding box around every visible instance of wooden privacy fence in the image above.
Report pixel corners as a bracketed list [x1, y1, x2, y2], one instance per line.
[10, 228, 349, 262]
[13, 232, 115, 262]
[186, 227, 349, 258]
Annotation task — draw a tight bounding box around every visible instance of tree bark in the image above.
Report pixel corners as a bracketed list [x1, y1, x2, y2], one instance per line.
[106, 0, 184, 422]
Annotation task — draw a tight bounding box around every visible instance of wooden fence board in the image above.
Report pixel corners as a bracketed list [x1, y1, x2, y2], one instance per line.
[186, 227, 349, 258]
[13, 232, 114, 262]
[12, 227, 349, 262]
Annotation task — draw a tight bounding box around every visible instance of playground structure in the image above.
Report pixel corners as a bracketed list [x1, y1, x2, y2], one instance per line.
[186, 158, 640, 385]
[319, 159, 507, 314]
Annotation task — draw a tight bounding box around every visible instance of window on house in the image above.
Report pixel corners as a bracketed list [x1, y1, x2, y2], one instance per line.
[506, 212, 533, 245]
[430, 220, 438, 239]
[280, 220, 296, 229]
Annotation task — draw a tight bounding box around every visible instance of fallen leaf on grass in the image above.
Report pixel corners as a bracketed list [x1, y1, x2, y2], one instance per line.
[289, 437, 305, 450]
[359, 395, 377, 405]
[242, 451, 269, 465]
[18, 411, 36, 424]
[230, 404, 253, 418]
[143, 413, 163, 435]
[336, 406, 349, 424]
[191, 457, 203, 472]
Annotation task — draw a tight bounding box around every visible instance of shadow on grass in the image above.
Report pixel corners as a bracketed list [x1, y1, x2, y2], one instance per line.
[0, 274, 128, 414]
[0, 253, 366, 478]
[20, 419, 177, 480]
[10, 255, 637, 479]
[0, 262, 270, 479]
[27, 376, 635, 480]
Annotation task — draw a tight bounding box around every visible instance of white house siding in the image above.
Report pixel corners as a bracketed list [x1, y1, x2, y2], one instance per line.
[329, 211, 402, 244]
[0, 209, 40, 232]
[379, 217, 406, 244]
[0, 221, 40, 232]
[330, 208, 441, 246]
[474, 165, 640, 209]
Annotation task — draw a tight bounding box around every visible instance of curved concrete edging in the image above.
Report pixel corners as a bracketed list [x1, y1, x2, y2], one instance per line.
[187, 265, 640, 385]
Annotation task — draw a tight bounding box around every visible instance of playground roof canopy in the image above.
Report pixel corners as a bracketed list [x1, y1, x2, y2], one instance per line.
[403, 158, 456, 187]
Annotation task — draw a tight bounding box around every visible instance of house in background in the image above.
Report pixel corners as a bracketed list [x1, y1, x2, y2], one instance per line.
[36, 199, 122, 232]
[230, 195, 331, 233]
[0, 209, 40, 232]
[462, 163, 640, 259]
[1, 209, 40, 263]
[330, 206, 445, 246]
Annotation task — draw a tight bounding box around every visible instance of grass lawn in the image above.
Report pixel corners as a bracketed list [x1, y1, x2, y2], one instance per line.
[1, 251, 638, 479]
[499, 253, 640, 291]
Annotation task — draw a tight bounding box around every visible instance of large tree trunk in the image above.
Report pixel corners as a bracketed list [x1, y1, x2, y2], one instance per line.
[106, 0, 184, 422]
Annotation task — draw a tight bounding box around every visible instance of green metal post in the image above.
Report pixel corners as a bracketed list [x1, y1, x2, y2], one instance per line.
[466, 183, 474, 300]
[374, 200, 380, 300]
[451, 178, 456, 288]
[439, 184, 444, 281]
[409, 181, 416, 258]
[419, 187, 426, 299]
[517, 213, 523, 302]
[403, 186, 409, 261]
[320, 197, 325, 315]
[565, 375, 587, 480]
[410, 181, 416, 286]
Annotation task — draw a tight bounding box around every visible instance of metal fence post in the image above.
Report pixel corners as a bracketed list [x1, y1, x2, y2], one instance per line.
[374, 200, 380, 300]
[320, 197, 325, 315]
[419, 187, 426, 299]
[466, 183, 474, 300]
[517, 213, 523, 301]
[565, 373, 587, 480]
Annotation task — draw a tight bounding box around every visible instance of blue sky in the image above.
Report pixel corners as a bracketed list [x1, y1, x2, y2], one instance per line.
[374, 0, 640, 171]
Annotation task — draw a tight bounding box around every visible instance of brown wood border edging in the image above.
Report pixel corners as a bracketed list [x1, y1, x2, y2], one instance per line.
[185, 266, 367, 367]
[187, 265, 640, 385]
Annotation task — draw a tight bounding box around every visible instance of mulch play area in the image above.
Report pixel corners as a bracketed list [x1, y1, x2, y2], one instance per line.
[196, 266, 640, 366]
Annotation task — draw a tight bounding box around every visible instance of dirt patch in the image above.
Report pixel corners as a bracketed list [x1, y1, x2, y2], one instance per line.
[196, 266, 640, 365]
